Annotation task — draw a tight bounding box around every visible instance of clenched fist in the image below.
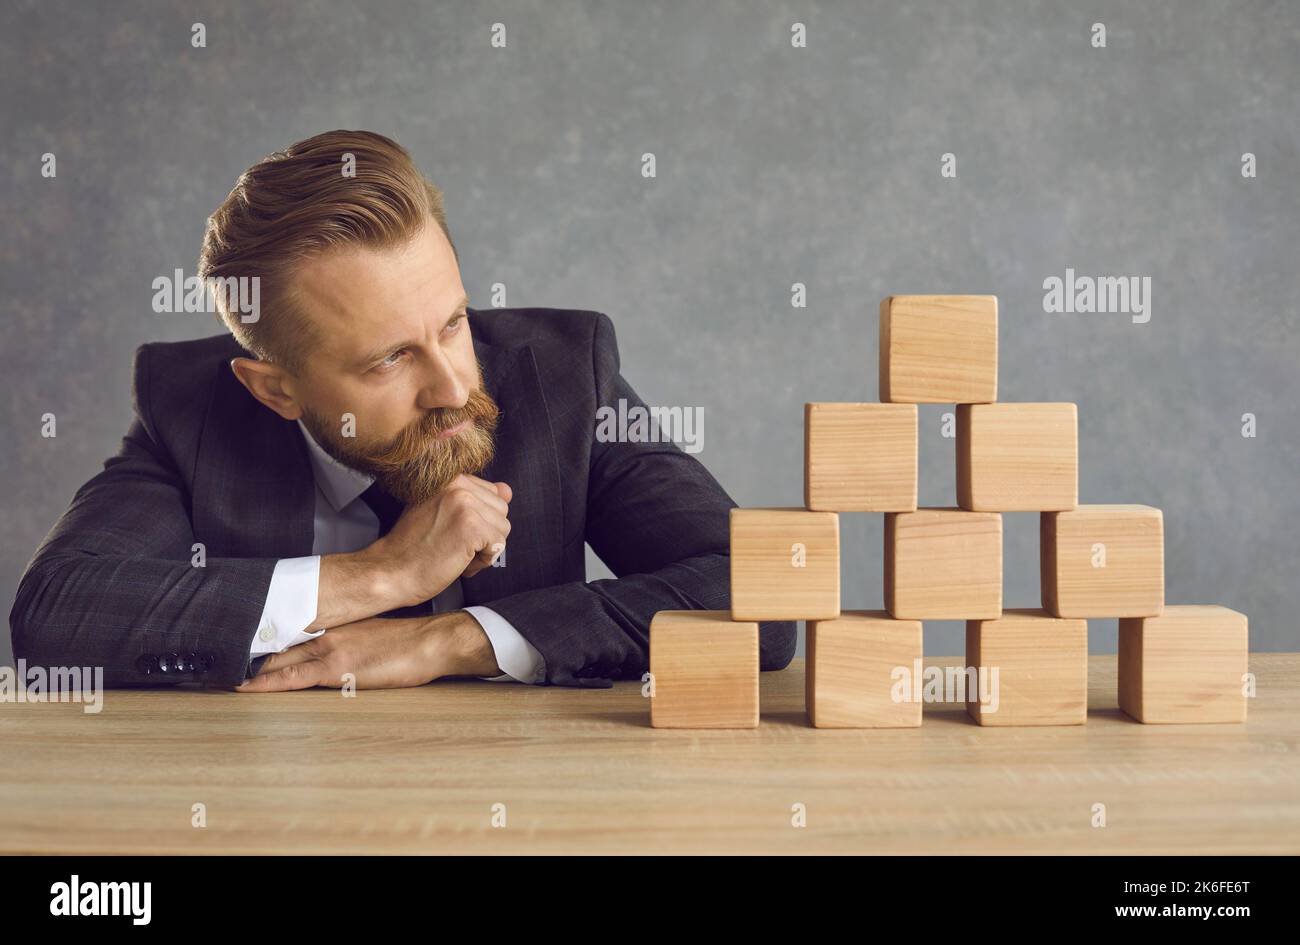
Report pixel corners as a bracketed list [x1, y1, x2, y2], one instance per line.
[371, 474, 512, 608]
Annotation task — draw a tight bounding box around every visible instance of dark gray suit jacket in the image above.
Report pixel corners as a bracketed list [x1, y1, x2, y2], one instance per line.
[10, 307, 796, 689]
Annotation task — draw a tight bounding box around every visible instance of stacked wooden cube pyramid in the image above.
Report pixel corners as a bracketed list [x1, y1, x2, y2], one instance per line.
[650, 295, 1249, 729]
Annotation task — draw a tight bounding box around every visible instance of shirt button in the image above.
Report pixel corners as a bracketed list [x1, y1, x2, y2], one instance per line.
[258, 625, 275, 643]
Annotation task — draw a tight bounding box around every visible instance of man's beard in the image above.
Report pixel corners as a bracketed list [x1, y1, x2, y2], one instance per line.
[300, 367, 501, 505]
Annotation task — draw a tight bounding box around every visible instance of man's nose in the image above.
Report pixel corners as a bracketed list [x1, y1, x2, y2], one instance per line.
[414, 347, 469, 410]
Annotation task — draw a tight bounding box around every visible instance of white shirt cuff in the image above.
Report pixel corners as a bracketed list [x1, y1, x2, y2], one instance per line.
[251, 556, 326, 656]
[463, 605, 545, 684]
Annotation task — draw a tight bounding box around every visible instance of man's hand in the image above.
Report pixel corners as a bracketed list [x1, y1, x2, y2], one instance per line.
[370, 474, 513, 608]
[313, 474, 512, 628]
[234, 609, 501, 692]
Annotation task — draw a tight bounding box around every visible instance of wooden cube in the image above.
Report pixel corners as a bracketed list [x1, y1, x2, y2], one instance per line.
[879, 295, 998, 404]
[1119, 606, 1248, 724]
[730, 508, 839, 621]
[649, 611, 759, 728]
[884, 508, 1001, 619]
[806, 611, 922, 728]
[805, 403, 918, 512]
[1042, 505, 1164, 617]
[957, 403, 1078, 511]
[965, 609, 1087, 726]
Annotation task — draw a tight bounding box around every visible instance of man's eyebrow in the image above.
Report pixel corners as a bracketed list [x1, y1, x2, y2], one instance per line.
[354, 294, 471, 368]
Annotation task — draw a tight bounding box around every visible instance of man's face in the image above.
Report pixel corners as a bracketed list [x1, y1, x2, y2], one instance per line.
[285, 222, 499, 504]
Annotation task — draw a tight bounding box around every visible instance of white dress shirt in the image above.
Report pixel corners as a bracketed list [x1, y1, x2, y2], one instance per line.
[248, 419, 546, 683]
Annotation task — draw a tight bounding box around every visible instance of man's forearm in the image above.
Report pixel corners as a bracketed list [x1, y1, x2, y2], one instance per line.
[237, 608, 502, 691]
[324, 608, 500, 679]
[312, 554, 499, 677]
[314, 546, 409, 629]
[11, 551, 281, 687]
[436, 610, 501, 677]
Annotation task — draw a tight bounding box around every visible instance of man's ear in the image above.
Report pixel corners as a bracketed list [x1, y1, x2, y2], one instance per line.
[229, 357, 303, 421]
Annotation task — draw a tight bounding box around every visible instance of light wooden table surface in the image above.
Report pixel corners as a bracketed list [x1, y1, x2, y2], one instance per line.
[3, 654, 1297, 854]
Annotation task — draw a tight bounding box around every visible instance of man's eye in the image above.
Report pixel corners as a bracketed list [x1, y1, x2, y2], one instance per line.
[444, 314, 465, 335]
[376, 350, 405, 370]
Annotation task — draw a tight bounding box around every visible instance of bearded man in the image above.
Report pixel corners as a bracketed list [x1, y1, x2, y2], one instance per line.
[9, 130, 795, 692]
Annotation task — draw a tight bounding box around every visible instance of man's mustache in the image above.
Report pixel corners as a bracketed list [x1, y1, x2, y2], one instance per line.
[366, 388, 500, 471]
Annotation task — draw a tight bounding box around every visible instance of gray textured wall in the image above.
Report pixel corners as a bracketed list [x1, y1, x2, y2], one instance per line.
[3, 0, 1297, 670]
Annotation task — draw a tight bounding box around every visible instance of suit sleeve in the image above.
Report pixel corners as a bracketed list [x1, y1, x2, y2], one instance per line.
[8, 344, 279, 688]
[479, 313, 797, 687]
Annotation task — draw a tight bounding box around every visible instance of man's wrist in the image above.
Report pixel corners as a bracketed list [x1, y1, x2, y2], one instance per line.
[315, 544, 412, 628]
[355, 539, 416, 609]
[424, 610, 500, 678]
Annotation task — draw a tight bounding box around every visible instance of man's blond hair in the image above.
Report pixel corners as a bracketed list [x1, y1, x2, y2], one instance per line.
[198, 130, 456, 372]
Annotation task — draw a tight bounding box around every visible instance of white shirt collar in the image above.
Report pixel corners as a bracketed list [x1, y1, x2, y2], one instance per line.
[296, 418, 375, 512]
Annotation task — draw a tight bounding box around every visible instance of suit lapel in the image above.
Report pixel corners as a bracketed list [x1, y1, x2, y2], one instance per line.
[192, 360, 317, 559]
[462, 336, 565, 602]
